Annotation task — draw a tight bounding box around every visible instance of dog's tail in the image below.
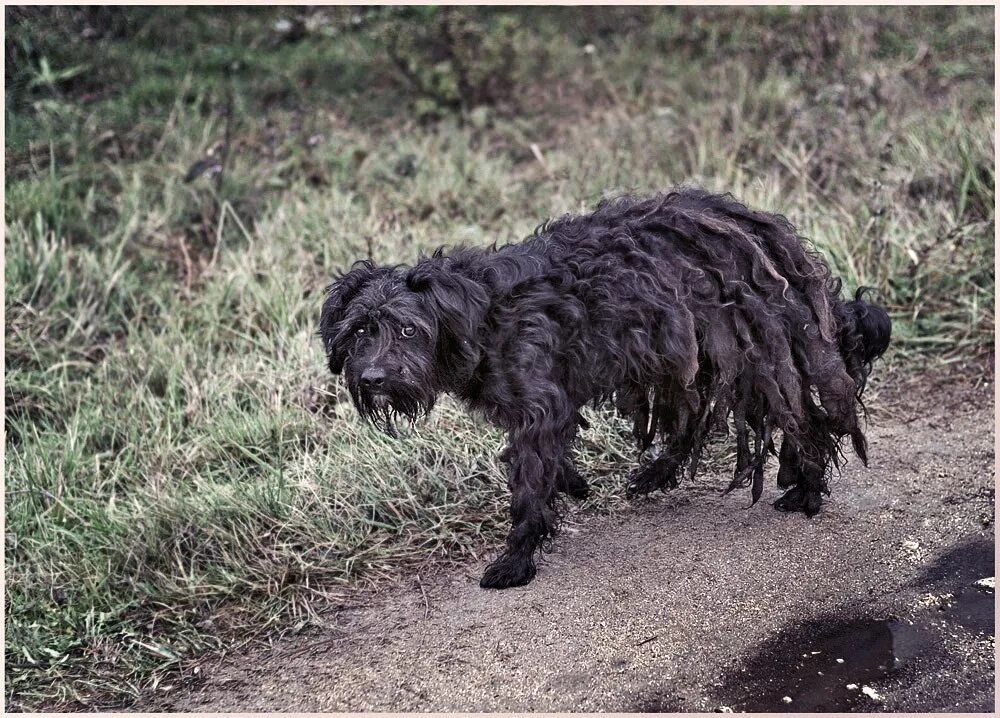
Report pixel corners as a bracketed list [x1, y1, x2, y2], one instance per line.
[837, 287, 891, 463]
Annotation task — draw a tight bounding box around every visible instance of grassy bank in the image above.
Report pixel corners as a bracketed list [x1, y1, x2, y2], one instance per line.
[5, 6, 994, 710]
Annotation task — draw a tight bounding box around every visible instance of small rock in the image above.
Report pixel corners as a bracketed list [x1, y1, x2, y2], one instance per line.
[847, 683, 858, 690]
[782, 696, 792, 704]
[715, 707, 733, 714]
[902, 539, 923, 563]
[861, 685, 882, 701]
[836, 658, 845, 664]
[974, 577, 994, 592]
[915, 592, 954, 609]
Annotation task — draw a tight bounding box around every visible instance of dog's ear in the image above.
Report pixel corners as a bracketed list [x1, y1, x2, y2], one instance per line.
[319, 260, 380, 374]
[406, 258, 488, 383]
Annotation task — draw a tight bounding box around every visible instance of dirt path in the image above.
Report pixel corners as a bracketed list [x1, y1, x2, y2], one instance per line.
[163, 368, 995, 712]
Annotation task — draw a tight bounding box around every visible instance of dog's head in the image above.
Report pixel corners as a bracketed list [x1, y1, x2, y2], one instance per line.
[319, 255, 487, 433]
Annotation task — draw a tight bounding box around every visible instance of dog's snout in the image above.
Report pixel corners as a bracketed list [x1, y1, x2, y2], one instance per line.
[360, 366, 387, 390]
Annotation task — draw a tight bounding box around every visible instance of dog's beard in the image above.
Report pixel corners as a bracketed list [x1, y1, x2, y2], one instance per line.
[350, 382, 436, 437]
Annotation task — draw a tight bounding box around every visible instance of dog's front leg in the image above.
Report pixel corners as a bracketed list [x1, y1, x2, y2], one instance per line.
[480, 427, 565, 589]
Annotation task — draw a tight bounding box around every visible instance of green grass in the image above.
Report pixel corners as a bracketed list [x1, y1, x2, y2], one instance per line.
[5, 6, 994, 710]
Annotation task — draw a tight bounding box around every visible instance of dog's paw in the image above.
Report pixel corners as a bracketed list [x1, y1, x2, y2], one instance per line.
[480, 554, 536, 589]
[773, 485, 823, 516]
[803, 490, 823, 517]
[774, 485, 804, 512]
[625, 478, 649, 498]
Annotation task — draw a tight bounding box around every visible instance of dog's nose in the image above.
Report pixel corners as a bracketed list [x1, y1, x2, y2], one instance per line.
[359, 367, 387, 390]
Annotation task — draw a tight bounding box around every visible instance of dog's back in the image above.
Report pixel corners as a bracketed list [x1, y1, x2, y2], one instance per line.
[483, 187, 890, 474]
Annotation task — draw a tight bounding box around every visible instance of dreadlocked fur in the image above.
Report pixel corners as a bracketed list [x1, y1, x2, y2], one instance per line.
[319, 187, 891, 589]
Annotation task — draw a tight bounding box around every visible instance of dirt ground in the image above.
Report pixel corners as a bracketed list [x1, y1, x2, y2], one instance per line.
[160, 366, 995, 712]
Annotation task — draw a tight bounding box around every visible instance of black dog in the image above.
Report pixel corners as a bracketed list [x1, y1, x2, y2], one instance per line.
[319, 188, 891, 589]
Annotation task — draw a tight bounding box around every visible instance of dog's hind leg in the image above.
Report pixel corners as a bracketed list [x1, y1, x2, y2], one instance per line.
[557, 457, 590, 499]
[776, 435, 799, 489]
[615, 384, 656, 451]
[556, 414, 591, 499]
[773, 436, 826, 517]
[625, 382, 697, 496]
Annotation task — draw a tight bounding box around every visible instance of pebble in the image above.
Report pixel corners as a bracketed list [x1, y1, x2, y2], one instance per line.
[974, 577, 994, 592]
[862, 685, 883, 701]
[902, 539, 922, 561]
[782, 696, 792, 704]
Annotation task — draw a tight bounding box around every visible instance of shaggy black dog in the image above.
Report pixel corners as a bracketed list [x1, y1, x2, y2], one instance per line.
[319, 188, 891, 589]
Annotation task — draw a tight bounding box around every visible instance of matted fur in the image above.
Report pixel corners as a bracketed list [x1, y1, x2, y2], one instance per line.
[319, 188, 891, 589]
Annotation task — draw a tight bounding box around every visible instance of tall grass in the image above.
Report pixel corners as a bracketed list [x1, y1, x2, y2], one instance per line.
[5, 6, 994, 710]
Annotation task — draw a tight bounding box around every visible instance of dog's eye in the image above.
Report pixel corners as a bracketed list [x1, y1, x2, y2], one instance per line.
[401, 326, 416, 338]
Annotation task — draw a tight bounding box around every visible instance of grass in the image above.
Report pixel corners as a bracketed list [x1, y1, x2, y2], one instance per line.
[5, 6, 995, 710]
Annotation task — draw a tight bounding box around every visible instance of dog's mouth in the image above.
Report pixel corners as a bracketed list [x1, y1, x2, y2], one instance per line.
[364, 393, 402, 437]
[352, 383, 436, 437]
[360, 388, 402, 415]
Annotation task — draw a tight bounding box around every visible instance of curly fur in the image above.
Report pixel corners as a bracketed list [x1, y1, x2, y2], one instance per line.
[319, 187, 891, 589]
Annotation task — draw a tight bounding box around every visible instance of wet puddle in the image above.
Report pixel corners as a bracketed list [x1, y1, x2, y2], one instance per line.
[715, 616, 921, 712]
[710, 537, 995, 712]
